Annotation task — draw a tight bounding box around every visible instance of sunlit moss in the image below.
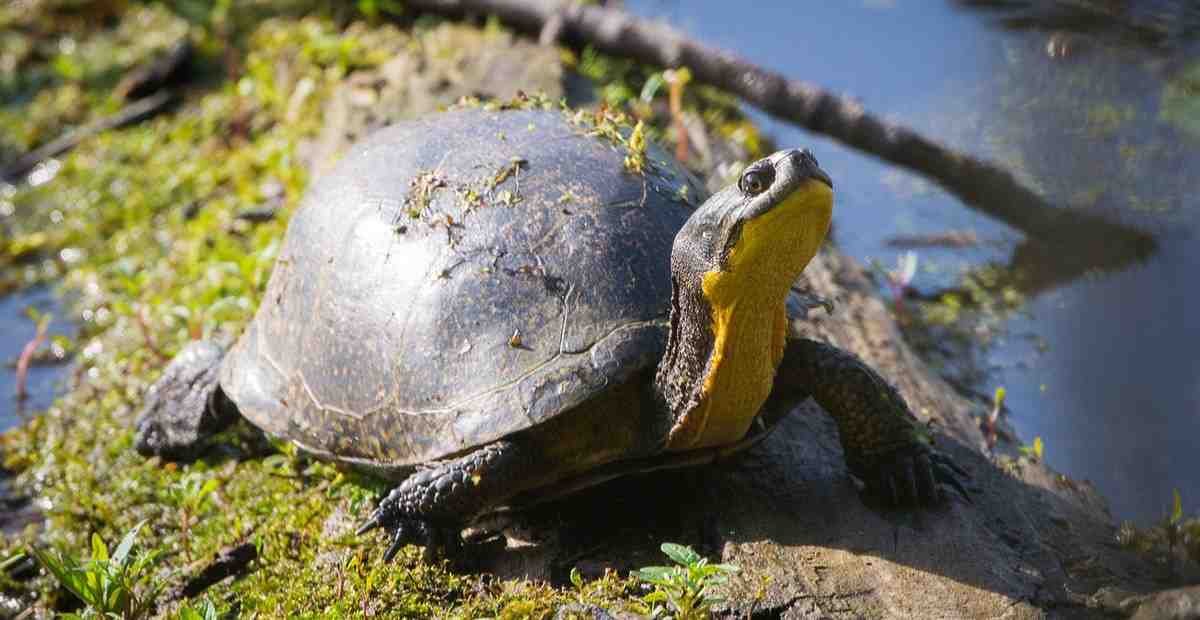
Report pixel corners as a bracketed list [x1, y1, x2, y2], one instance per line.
[0, 4, 691, 616]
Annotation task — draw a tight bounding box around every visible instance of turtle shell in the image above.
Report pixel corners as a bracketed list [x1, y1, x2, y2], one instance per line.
[219, 107, 706, 469]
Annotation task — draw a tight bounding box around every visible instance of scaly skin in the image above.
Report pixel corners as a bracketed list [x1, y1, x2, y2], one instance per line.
[768, 337, 967, 505]
[135, 341, 239, 460]
[357, 441, 532, 561]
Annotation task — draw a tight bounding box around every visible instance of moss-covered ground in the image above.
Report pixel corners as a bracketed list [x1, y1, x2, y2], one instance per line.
[0, 1, 758, 616]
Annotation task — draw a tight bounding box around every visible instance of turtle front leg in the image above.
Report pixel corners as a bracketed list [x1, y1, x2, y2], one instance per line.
[767, 337, 968, 506]
[135, 340, 240, 460]
[356, 440, 533, 562]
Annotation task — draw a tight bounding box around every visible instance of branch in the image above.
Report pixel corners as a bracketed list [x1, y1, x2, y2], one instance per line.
[401, 0, 1154, 263]
[1, 90, 177, 184]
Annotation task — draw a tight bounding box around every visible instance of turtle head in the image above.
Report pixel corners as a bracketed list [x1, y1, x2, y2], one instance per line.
[672, 148, 833, 300]
[654, 149, 834, 450]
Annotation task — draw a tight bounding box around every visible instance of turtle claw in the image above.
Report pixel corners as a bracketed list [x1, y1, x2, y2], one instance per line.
[355, 512, 383, 536]
[383, 533, 406, 562]
[357, 494, 461, 563]
[862, 446, 971, 508]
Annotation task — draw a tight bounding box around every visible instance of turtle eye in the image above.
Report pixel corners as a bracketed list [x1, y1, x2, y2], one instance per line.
[738, 166, 774, 196]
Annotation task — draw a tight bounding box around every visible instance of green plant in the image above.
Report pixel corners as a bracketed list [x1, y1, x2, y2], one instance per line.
[1164, 489, 1185, 576]
[164, 473, 220, 562]
[175, 597, 219, 620]
[1019, 436, 1044, 462]
[635, 543, 739, 620]
[26, 521, 162, 619]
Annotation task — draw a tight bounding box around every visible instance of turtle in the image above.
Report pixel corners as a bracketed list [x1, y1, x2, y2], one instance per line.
[135, 106, 966, 561]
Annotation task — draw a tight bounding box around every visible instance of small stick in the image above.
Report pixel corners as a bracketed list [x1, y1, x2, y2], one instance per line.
[14, 317, 50, 401]
[1, 90, 176, 183]
[136, 306, 169, 364]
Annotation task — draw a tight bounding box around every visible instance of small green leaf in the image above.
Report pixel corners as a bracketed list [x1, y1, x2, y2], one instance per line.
[640, 72, 666, 102]
[636, 566, 674, 580]
[642, 590, 669, 604]
[111, 520, 145, 566]
[569, 566, 583, 589]
[0, 551, 27, 572]
[91, 533, 109, 562]
[1171, 489, 1184, 525]
[660, 542, 701, 567]
[201, 478, 220, 493]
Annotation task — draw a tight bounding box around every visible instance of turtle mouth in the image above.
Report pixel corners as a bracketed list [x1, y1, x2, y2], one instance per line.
[766, 147, 832, 191]
[810, 167, 833, 189]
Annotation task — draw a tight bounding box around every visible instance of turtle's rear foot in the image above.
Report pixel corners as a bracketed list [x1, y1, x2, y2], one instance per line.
[356, 440, 531, 563]
[135, 340, 239, 461]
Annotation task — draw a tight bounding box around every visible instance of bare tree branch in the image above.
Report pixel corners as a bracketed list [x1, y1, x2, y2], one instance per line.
[2, 91, 177, 184]
[402, 0, 1155, 262]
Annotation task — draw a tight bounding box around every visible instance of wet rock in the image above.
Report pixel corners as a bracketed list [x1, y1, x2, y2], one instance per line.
[1130, 586, 1200, 620]
[0, 471, 38, 538]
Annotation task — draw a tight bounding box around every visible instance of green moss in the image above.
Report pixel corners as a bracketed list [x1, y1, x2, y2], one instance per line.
[0, 4, 685, 616]
[623, 120, 648, 174]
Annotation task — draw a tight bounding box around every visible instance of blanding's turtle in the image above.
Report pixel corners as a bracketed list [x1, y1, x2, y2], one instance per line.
[136, 107, 965, 560]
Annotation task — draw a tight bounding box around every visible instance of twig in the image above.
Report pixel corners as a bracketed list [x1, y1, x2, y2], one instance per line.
[886, 230, 979, 249]
[114, 39, 193, 101]
[1, 90, 176, 183]
[136, 306, 169, 365]
[14, 317, 50, 402]
[985, 387, 1006, 449]
[399, 0, 1154, 260]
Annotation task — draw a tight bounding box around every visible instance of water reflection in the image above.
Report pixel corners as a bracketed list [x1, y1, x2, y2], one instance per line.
[628, 0, 1198, 522]
[959, 0, 1200, 49]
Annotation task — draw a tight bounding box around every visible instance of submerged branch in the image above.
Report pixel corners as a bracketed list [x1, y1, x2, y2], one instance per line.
[402, 0, 1155, 264]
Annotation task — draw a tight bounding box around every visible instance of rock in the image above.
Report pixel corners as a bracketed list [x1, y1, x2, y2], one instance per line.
[303, 23, 563, 176]
[1130, 586, 1200, 620]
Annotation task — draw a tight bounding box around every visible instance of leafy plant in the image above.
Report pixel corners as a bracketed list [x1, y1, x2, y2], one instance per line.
[164, 473, 220, 562]
[1164, 489, 1185, 576]
[635, 543, 739, 619]
[26, 521, 162, 619]
[1019, 436, 1044, 462]
[175, 597, 219, 620]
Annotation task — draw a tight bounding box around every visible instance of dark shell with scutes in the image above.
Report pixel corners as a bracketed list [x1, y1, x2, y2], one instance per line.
[219, 107, 706, 471]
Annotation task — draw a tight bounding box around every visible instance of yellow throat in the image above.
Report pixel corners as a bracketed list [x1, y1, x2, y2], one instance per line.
[666, 181, 833, 451]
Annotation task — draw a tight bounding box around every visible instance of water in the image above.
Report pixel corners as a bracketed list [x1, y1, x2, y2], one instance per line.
[0, 286, 71, 428]
[626, 0, 1200, 523]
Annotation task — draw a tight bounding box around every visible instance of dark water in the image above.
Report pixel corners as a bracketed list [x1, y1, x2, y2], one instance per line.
[627, 0, 1200, 523]
[0, 286, 70, 428]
